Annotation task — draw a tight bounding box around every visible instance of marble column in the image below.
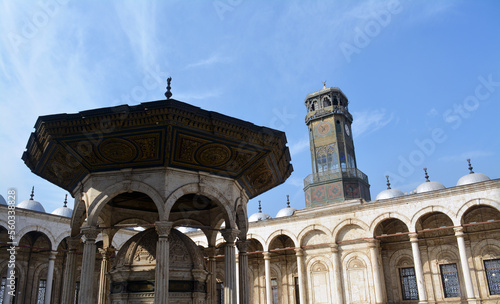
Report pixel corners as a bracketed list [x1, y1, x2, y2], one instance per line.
[3, 262, 15, 304]
[205, 247, 217, 304]
[61, 237, 80, 304]
[98, 247, 115, 304]
[331, 244, 344, 304]
[368, 240, 384, 304]
[263, 252, 272, 304]
[221, 229, 239, 304]
[154, 221, 173, 304]
[44, 251, 57, 304]
[237, 240, 250, 304]
[409, 233, 428, 304]
[78, 226, 100, 304]
[294, 248, 306, 304]
[454, 227, 477, 304]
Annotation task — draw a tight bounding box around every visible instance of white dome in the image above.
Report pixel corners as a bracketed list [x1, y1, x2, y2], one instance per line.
[249, 211, 271, 222]
[457, 172, 490, 186]
[416, 181, 445, 194]
[17, 199, 45, 212]
[376, 188, 405, 200]
[51, 206, 73, 217]
[0, 195, 6, 205]
[276, 206, 297, 218]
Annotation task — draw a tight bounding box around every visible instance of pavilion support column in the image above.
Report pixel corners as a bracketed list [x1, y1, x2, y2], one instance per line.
[61, 237, 80, 304]
[237, 240, 250, 304]
[44, 251, 57, 304]
[205, 247, 217, 304]
[294, 248, 306, 304]
[97, 247, 115, 304]
[368, 240, 384, 304]
[263, 252, 272, 304]
[409, 233, 428, 304]
[331, 244, 344, 304]
[3, 260, 15, 304]
[221, 229, 239, 304]
[78, 226, 100, 304]
[454, 227, 477, 304]
[154, 221, 173, 304]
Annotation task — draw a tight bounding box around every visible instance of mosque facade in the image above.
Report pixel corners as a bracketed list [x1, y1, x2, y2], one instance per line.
[0, 85, 499, 304]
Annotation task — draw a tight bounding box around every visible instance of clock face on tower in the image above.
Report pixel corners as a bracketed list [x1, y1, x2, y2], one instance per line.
[317, 122, 330, 135]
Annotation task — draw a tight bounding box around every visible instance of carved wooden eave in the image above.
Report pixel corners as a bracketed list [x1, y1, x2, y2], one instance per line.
[22, 99, 293, 198]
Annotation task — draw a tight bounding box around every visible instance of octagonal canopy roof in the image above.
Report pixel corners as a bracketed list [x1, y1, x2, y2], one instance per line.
[22, 99, 293, 199]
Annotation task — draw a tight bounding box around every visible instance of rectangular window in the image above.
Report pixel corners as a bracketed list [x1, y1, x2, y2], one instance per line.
[399, 267, 418, 300]
[37, 279, 47, 304]
[294, 277, 300, 304]
[440, 263, 460, 298]
[0, 277, 5, 304]
[271, 278, 279, 304]
[484, 259, 500, 295]
[74, 281, 80, 304]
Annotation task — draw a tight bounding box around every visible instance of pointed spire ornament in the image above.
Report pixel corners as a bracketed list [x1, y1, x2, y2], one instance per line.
[63, 194, 68, 207]
[286, 195, 290, 207]
[424, 168, 430, 182]
[258, 200, 262, 213]
[164, 77, 172, 100]
[30, 186, 35, 200]
[386, 175, 392, 189]
[467, 158, 474, 174]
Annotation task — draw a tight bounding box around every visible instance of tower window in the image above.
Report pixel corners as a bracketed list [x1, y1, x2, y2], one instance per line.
[336, 120, 342, 133]
[323, 97, 331, 107]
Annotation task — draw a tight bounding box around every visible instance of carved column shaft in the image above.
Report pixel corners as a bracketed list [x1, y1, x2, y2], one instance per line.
[221, 229, 239, 304]
[154, 221, 173, 304]
[368, 240, 384, 304]
[263, 252, 272, 304]
[237, 240, 250, 304]
[61, 237, 80, 304]
[454, 227, 476, 303]
[79, 227, 100, 304]
[205, 247, 217, 304]
[295, 248, 306, 304]
[98, 247, 115, 304]
[44, 251, 57, 304]
[409, 233, 428, 303]
[331, 245, 344, 304]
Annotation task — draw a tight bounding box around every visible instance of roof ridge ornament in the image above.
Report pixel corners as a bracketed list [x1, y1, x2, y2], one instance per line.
[385, 175, 391, 189]
[467, 158, 474, 174]
[423, 168, 430, 182]
[165, 77, 172, 100]
[30, 186, 35, 200]
[322, 81, 326, 89]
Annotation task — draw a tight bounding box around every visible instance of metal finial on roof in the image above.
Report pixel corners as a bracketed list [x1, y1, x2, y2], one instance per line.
[385, 175, 391, 189]
[63, 194, 68, 207]
[286, 195, 290, 207]
[164, 77, 172, 100]
[423, 168, 430, 182]
[30, 186, 35, 200]
[467, 158, 474, 174]
[322, 81, 326, 89]
[258, 200, 262, 213]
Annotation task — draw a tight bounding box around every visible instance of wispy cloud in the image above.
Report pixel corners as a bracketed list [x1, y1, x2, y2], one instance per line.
[289, 136, 310, 156]
[185, 54, 230, 69]
[352, 109, 394, 138]
[438, 150, 494, 162]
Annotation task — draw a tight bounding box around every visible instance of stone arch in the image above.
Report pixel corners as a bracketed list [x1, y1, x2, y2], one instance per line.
[456, 198, 500, 222]
[235, 197, 249, 237]
[411, 205, 458, 232]
[298, 224, 332, 247]
[370, 212, 411, 235]
[265, 229, 298, 251]
[429, 244, 459, 263]
[472, 239, 500, 258]
[87, 180, 165, 226]
[342, 252, 372, 304]
[31, 261, 50, 302]
[246, 233, 266, 250]
[332, 218, 370, 243]
[16, 226, 55, 250]
[53, 230, 72, 251]
[164, 183, 236, 229]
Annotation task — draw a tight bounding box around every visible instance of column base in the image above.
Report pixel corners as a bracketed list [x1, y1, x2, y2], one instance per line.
[418, 301, 428, 304]
[466, 298, 479, 304]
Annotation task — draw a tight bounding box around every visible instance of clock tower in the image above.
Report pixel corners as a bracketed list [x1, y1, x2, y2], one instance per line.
[303, 84, 370, 207]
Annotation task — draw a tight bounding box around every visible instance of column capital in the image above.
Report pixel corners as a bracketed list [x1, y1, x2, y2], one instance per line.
[236, 240, 250, 253]
[49, 251, 58, 260]
[294, 248, 304, 256]
[330, 244, 339, 253]
[155, 221, 173, 237]
[409, 232, 419, 242]
[263, 251, 271, 260]
[66, 237, 81, 250]
[98, 247, 116, 259]
[454, 226, 465, 236]
[81, 226, 100, 242]
[221, 228, 240, 244]
[366, 238, 380, 248]
[204, 246, 217, 258]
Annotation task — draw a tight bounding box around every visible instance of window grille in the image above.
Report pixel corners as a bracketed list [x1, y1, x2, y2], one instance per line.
[484, 259, 500, 295]
[272, 278, 279, 304]
[36, 279, 47, 304]
[399, 267, 418, 300]
[440, 263, 460, 298]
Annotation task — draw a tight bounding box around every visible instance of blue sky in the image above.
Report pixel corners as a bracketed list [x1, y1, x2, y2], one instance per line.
[1, 0, 499, 220]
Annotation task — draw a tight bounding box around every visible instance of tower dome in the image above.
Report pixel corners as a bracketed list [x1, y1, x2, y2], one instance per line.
[17, 187, 45, 213]
[457, 159, 491, 186]
[0, 194, 6, 205]
[249, 201, 272, 222]
[51, 194, 73, 217]
[416, 168, 445, 194]
[376, 176, 404, 200]
[276, 195, 297, 218]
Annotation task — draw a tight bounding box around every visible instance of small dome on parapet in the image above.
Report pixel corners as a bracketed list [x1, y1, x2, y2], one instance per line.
[376, 176, 404, 200]
[276, 195, 297, 218]
[457, 159, 490, 186]
[51, 194, 73, 217]
[249, 200, 272, 222]
[416, 168, 445, 194]
[17, 187, 45, 213]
